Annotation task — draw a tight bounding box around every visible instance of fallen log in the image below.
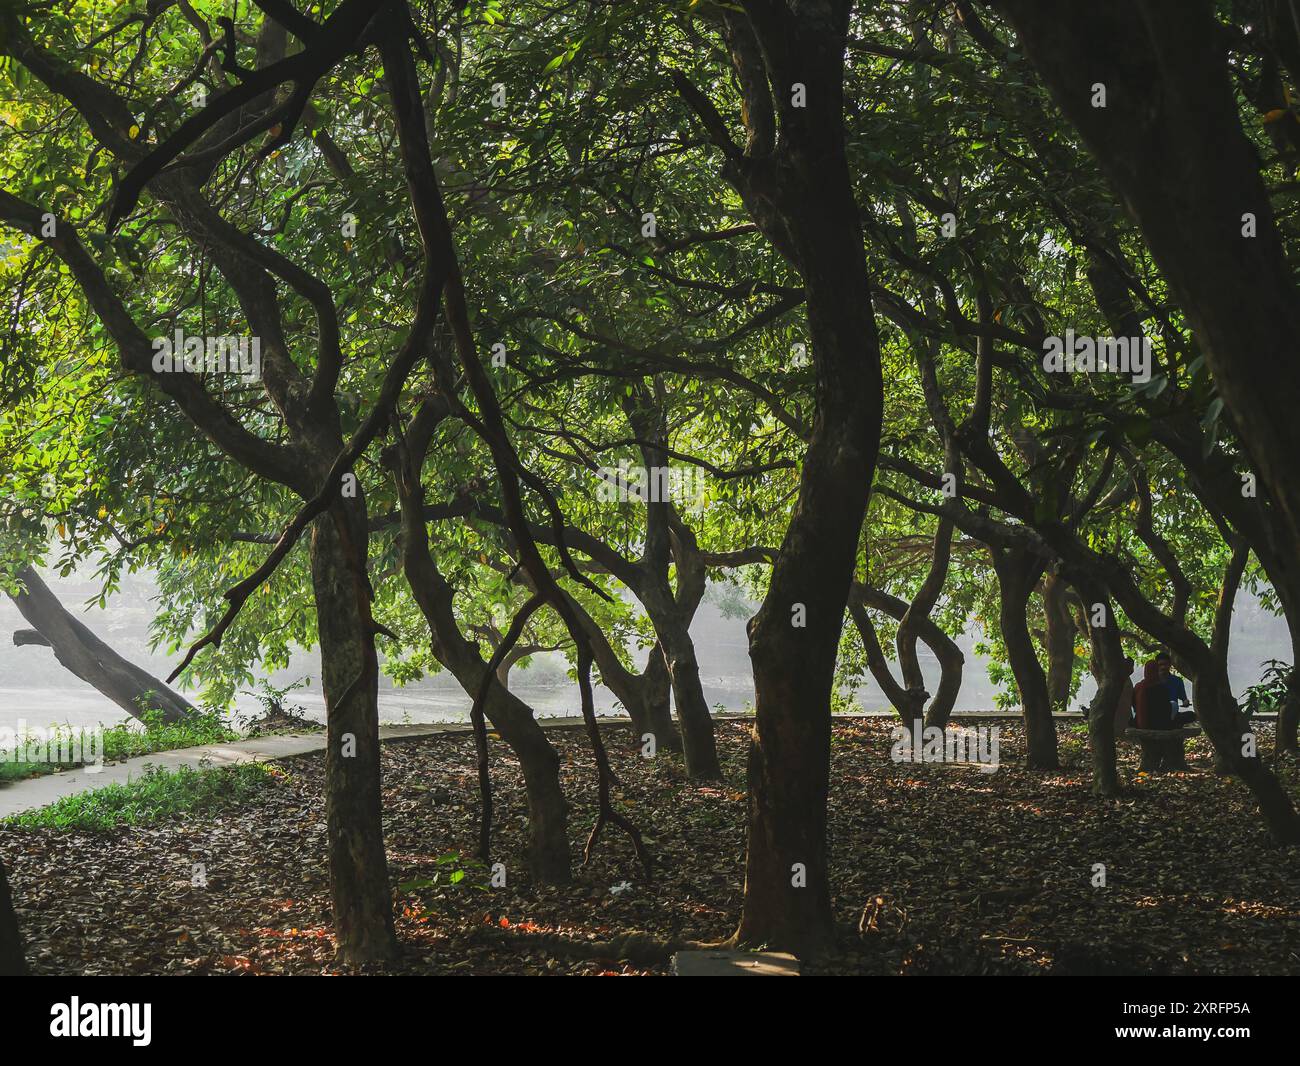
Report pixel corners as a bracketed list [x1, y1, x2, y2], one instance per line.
[7, 566, 199, 725]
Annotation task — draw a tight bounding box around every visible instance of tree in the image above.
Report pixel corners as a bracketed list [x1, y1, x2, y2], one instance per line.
[675, 1, 885, 956]
[8, 566, 198, 724]
[0, 2, 405, 962]
[995, 0, 1300, 620]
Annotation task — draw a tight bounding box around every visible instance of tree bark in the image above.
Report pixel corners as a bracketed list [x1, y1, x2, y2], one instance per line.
[570, 597, 681, 755]
[408, 588, 573, 886]
[623, 395, 721, 779]
[657, 618, 721, 778]
[1042, 572, 1076, 710]
[8, 565, 199, 725]
[310, 496, 399, 965]
[923, 629, 966, 730]
[1193, 660, 1300, 835]
[1076, 581, 1122, 797]
[688, 1, 884, 958]
[635, 643, 679, 754]
[1272, 602, 1300, 758]
[850, 525, 965, 728]
[0, 853, 25, 976]
[388, 441, 573, 885]
[1279, 661, 1300, 758]
[849, 601, 926, 728]
[993, 548, 1059, 769]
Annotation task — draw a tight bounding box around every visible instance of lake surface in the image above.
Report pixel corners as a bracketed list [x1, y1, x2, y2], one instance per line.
[0, 570, 1287, 734]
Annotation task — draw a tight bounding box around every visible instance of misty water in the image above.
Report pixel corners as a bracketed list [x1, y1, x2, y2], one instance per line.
[0, 568, 1289, 736]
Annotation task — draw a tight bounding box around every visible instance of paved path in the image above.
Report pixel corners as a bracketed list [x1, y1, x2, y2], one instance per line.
[0, 714, 708, 817]
[0, 722, 490, 819]
[2, 707, 1214, 819]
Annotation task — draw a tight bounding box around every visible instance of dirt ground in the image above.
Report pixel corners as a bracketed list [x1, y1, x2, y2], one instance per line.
[4, 718, 1298, 975]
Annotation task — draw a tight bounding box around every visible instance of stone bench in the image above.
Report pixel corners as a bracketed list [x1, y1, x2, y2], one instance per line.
[671, 949, 800, 976]
[1118, 726, 1202, 772]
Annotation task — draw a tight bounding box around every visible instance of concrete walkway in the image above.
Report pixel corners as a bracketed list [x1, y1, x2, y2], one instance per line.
[0, 721, 489, 819]
[2, 707, 1224, 819]
[0, 713, 715, 817]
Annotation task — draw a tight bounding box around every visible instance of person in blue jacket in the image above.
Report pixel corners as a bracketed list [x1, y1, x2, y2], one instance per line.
[1154, 651, 1195, 725]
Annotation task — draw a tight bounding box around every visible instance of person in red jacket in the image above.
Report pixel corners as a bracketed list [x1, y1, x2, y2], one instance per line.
[1133, 660, 1175, 729]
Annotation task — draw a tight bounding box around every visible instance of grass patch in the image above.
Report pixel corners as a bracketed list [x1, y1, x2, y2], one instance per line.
[0, 708, 236, 786]
[2, 762, 281, 832]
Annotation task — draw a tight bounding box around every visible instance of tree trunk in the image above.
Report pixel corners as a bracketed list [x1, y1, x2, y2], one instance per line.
[8, 565, 199, 725]
[571, 595, 681, 754]
[1274, 617, 1300, 758]
[391, 467, 573, 884]
[852, 582, 964, 728]
[1279, 662, 1300, 758]
[0, 854, 25, 976]
[411, 608, 572, 887]
[717, 5, 884, 959]
[849, 601, 925, 728]
[924, 632, 965, 730]
[1193, 662, 1300, 840]
[310, 498, 399, 965]
[481, 682, 572, 884]
[620, 394, 720, 779]
[994, 549, 1059, 769]
[636, 643, 680, 754]
[1077, 582, 1121, 797]
[1042, 572, 1076, 710]
[659, 621, 722, 779]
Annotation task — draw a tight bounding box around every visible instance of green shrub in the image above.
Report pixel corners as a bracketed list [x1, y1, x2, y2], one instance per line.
[2, 763, 280, 832]
[0, 707, 236, 785]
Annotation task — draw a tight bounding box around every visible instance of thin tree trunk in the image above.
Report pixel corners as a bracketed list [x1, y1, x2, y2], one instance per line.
[622, 394, 720, 780]
[388, 438, 573, 884]
[924, 635, 965, 730]
[896, 519, 954, 696]
[9, 565, 199, 725]
[659, 621, 722, 779]
[1279, 662, 1300, 758]
[994, 548, 1059, 769]
[849, 602, 925, 727]
[1042, 572, 1076, 710]
[571, 596, 681, 754]
[1076, 580, 1121, 797]
[852, 583, 964, 728]
[1274, 613, 1300, 758]
[637, 643, 679, 753]
[310, 497, 399, 964]
[1194, 661, 1300, 838]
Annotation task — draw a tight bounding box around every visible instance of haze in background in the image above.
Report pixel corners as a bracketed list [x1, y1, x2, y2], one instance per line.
[0, 568, 1288, 734]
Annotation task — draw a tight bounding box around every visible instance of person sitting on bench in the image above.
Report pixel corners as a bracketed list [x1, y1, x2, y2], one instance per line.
[1154, 651, 1195, 726]
[1132, 658, 1198, 771]
[1134, 660, 1180, 729]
